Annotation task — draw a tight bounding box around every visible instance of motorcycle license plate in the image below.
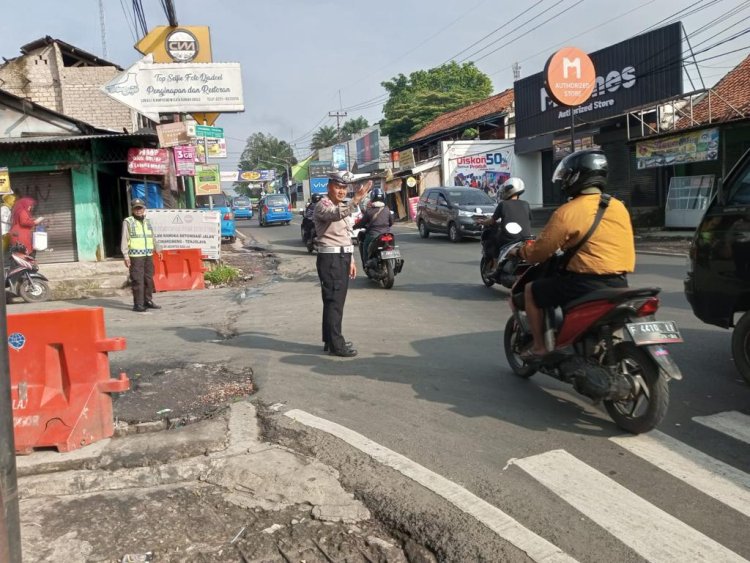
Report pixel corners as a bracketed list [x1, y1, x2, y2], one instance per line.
[626, 321, 683, 345]
[380, 249, 401, 259]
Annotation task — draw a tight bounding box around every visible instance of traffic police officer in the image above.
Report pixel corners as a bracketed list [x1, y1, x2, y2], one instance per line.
[121, 198, 161, 312]
[313, 171, 372, 357]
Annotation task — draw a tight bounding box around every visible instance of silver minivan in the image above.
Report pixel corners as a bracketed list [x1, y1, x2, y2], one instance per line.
[416, 187, 496, 242]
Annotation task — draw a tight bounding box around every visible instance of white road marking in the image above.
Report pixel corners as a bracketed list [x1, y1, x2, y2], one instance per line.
[284, 409, 576, 563]
[611, 430, 750, 517]
[513, 449, 747, 563]
[693, 411, 750, 444]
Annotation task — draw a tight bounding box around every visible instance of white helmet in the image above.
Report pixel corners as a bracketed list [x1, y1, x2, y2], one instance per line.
[500, 177, 525, 200]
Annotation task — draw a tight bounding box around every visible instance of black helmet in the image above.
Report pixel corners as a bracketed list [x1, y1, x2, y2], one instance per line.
[311, 193, 323, 203]
[499, 177, 525, 200]
[130, 198, 146, 209]
[553, 149, 608, 197]
[371, 188, 385, 203]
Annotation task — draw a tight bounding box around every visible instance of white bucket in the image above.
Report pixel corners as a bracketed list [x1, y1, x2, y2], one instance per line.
[32, 230, 48, 251]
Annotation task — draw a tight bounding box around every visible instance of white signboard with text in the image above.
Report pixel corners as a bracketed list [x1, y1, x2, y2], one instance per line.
[148, 209, 221, 260]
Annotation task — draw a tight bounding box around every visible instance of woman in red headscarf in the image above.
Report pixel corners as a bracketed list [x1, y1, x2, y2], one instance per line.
[9, 197, 44, 253]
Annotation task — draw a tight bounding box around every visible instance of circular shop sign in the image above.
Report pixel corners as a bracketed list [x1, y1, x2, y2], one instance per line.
[405, 176, 417, 188]
[544, 47, 596, 107]
[165, 29, 199, 62]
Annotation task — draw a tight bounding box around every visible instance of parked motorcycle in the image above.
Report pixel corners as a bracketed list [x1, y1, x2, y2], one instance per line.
[480, 228, 534, 289]
[503, 245, 683, 434]
[5, 244, 50, 303]
[358, 231, 404, 289]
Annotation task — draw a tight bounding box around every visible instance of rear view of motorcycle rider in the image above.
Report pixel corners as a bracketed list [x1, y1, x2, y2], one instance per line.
[354, 188, 392, 267]
[480, 177, 532, 280]
[303, 193, 323, 242]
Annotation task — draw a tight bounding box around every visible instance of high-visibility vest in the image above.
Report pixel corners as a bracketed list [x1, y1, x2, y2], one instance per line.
[124, 216, 155, 257]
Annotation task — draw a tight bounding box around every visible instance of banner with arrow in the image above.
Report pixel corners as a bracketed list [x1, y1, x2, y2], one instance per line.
[100, 55, 244, 121]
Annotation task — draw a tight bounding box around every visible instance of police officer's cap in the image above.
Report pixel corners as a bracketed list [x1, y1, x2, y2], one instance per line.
[130, 198, 146, 209]
[326, 171, 356, 186]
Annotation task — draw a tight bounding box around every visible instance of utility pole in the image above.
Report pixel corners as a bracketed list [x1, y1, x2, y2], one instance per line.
[328, 110, 348, 138]
[98, 0, 108, 58]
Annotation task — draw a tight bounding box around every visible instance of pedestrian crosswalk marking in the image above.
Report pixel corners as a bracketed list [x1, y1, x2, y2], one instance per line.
[693, 411, 750, 444]
[610, 430, 750, 518]
[513, 449, 747, 563]
[285, 409, 577, 563]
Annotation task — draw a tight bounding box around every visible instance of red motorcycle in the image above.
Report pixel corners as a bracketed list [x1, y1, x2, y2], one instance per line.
[504, 245, 683, 434]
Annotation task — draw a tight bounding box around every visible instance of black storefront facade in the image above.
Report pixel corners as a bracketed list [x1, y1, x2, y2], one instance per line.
[514, 23, 684, 218]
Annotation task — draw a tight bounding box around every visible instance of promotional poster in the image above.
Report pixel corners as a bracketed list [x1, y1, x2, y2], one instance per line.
[441, 140, 515, 198]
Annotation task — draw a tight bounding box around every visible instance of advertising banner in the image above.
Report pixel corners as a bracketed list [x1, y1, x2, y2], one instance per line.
[157, 122, 190, 147]
[636, 128, 719, 169]
[173, 145, 196, 176]
[234, 170, 275, 182]
[196, 137, 227, 161]
[515, 23, 683, 138]
[310, 177, 329, 194]
[195, 164, 221, 195]
[127, 148, 170, 175]
[148, 209, 221, 259]
[220, 171, 239, 182]
[332, 144, 348, 171]
[356, 130, 380, 166]
[0, 167, 11, 194]
[309, 161, 333, 177]
[442, 140, 515, 198]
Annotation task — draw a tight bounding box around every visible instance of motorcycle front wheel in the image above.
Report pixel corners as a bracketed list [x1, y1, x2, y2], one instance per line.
[480, 256, 495, 287]
[19, 278, 50, 303]
[604, 343, 669, 434]
[503, 316, 537, 378]
[381, 260, 395, 289]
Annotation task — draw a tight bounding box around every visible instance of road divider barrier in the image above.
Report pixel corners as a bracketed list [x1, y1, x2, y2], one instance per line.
[153, 248, 206, 292]
[9, 307, 129, 454]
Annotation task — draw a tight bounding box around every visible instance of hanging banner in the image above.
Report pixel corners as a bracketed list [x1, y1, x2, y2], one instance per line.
[195, 164, 221, 195]
[127, 148, 170, 175]
[441, 140, 514, 198]
[156, 122, 190, 147]
[174, 145, 196, 176]
[0, 167, 11, 194]
[636, 128, 719, 169]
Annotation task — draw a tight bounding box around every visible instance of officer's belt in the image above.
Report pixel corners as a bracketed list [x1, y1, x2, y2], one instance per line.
[317, 245, 354, 254]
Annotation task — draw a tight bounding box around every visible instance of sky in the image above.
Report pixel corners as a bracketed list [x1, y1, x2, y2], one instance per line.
[3, 0, 749, 173]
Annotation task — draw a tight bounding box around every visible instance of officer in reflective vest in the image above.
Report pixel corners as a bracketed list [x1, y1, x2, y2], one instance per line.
[121, 198, 161, 312]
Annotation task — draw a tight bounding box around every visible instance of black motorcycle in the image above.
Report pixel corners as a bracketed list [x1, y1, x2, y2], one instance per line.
[301, 217, 317, 254]
[5, 244, 50, 303]
[358, 231, 404, 289]
[480, 227, 534, 289]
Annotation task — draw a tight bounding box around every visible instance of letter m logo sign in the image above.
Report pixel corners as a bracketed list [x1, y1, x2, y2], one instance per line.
[562, 57, 582, 79]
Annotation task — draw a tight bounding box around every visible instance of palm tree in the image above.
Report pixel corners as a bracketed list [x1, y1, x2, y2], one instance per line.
[340, 117, 369, 141]
[311, 126, 340, 151]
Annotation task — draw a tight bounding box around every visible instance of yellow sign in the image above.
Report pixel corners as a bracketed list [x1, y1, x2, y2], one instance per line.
[239, 171, 261, 181]
[0, 167, 11, 194]
[135, 26, 219, 126]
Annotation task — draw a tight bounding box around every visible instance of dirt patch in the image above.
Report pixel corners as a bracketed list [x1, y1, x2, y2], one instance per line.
[213, 242, 278, 288]
[113, 362, 254, 427]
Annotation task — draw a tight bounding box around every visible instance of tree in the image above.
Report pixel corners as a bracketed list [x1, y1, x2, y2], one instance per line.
[235, 132, 296, 195]
[311, 126, 339, 151]
[340, 116, 369, 141]
[380, 61, 492, 148]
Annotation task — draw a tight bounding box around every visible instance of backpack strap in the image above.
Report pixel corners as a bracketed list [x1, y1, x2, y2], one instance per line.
[558, 193, 612, 271]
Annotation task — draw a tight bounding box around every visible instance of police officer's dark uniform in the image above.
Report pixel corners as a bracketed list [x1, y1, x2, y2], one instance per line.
[313, 172, 372, 357]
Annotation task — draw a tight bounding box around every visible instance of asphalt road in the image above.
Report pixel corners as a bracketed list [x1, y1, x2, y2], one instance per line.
[239, 216, 750, 563]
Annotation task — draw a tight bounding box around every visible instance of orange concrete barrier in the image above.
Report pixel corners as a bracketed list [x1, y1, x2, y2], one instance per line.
[8, 308, 129, 454]
[153, 249, 206, 292]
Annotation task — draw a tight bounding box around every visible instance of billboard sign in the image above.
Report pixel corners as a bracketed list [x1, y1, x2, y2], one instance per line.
[442, 140, 515, 198]
[148, 209, 221, 259]
[515, 23, 683, 138]
[636, 127, 719, 169]
[195, 164, 221, 195]
[332, 144, 348, 171]
[309, 160, 333, 177]
[356, 130, 380, 166]
[310, 177, 329, 194]
[127, 148, 170, 175]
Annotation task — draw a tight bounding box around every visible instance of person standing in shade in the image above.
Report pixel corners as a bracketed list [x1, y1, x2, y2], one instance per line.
[313, 171, 372, 357]
[121, 198, 161, 313]
[8, 196, 44, 254]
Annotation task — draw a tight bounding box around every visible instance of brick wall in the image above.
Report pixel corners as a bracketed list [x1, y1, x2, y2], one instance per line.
[62, 67, 133, 131]
[0, 45, 64, 112]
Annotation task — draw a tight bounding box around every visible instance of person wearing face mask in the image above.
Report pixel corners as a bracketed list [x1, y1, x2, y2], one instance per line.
[121, 198, 162, 313]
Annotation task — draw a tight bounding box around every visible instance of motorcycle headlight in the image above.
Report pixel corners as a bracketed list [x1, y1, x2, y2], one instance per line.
[457, 210, 474, 217]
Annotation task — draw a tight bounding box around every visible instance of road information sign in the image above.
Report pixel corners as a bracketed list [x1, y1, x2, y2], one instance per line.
[148, 209, 221, 259]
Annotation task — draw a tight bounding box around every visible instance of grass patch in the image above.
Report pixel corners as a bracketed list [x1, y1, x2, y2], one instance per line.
[204, 264, 241, 285]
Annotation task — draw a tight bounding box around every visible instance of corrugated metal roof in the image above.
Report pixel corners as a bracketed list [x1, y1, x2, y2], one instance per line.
[0, 132, 157, 145]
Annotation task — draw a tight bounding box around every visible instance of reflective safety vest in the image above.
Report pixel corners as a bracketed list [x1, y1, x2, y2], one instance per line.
[124, 216, 155, 257]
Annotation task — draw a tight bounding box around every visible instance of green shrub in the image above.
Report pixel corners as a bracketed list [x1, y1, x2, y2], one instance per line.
[204, 264, 240, 285]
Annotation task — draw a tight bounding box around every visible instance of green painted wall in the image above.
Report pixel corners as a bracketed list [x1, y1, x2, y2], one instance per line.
[71, 164, 104, 261]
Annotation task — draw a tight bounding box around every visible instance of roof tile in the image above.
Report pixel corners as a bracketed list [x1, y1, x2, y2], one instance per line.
[680, 54, 750, 128]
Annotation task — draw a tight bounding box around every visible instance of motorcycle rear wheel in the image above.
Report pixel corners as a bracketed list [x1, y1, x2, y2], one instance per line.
[604, 343, 669, 434]
[19, 278, 50, 303]
[381, 260, 395, 289]
[504, 316, 537, 378]
[480, 256, 495, 287]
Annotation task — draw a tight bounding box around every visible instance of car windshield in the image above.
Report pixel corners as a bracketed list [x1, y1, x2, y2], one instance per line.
[446, 190, 494, 206]
[266, 196, 288, 206]
[196, 194, 230, 208]
[234, 197, 250, 206]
